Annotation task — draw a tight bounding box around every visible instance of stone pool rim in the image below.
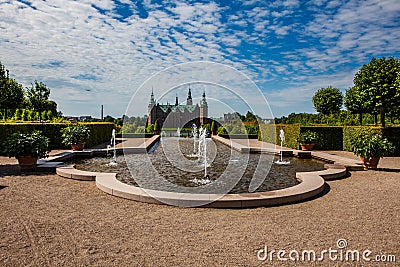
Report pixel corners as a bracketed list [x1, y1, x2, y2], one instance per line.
[54, 135, 356, 208]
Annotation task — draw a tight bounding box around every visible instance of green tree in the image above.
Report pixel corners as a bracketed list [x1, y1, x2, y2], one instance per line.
[154, 119, 161, 134]
[146, 124, 154, 134]
[312, 86, 343, 115]
[244, 111, 257, 122]
[104, 115, 115, 123]
[353, 57, 400, 127]
[13, 108, 22, 121]
[344, 85, 369, 125]
[0, 62, 24, 120]
[27, 80, 51, 122]
[211, 120, 217, 135]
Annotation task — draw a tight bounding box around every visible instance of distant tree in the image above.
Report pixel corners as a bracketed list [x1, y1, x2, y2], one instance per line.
[244, 111, 257, 122]
[146, 124, 154, 134]
[211, 120, 217, 135]
[154, 119, 161, 134]
[353, 57, 400, 127]
[0, 62, 24, 120]
[312, 86, 343, 115]
[217, 126, 228, 136]
[344, 85, 369, 125]
[27, 80, 51, 122]
[46, 110, 53, 121]
[104, 115, 115, 123]
[45, 100, 58, 117]
[13, 108, 22, 121]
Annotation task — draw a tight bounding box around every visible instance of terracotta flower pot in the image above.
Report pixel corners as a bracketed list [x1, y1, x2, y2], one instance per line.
[17, 155, 38, 171]
[300, 144, 314, 151]
[360, 156, 380, 170]
[71, 142, 86, 151]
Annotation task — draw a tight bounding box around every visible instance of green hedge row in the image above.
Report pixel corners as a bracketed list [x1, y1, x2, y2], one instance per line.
[301, 126, 343, 150]
[342, 126, 382, 151]
[382, 127, 400, 155]
[259, 124, 300, 149]
[0, 122, 115, 151]
[259, 124, 399, 155]
[217, 134, 259, 139]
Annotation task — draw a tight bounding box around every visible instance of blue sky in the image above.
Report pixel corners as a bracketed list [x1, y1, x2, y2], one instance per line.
[0, 0, 399, 118]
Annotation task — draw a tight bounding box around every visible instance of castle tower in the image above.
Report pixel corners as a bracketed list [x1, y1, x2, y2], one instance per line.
[175, 94, 179, 106]
[200, 90, 208, 125]
[148, 88, 156, 125]
[186, 85, 193, 105]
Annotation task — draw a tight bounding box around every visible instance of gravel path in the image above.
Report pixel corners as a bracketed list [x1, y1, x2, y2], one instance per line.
[0, 154, 399, 266]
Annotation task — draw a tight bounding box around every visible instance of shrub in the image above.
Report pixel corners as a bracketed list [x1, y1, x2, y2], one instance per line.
[351, 134, 394, 159]
[343, 126, 382, 151]
[61, 124, 90, 145]
[297, 130, 318, 144]
[0, 122, 114, 152]
[3, 131, 50, 158]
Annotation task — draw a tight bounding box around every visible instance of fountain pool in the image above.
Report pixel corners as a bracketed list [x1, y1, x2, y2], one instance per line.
[73, 138, 326, 194]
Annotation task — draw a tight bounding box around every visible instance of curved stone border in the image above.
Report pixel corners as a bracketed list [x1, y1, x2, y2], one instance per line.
[56, 164, 346, 208]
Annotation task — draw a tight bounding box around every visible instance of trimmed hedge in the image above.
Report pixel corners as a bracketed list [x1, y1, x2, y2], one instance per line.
[300, 126, 343, 150]
[259, 124, 300, 149]
[343, 126, 382, 152]
[118, 133, 154, 138]
[217, 134, 259, 139]
[382, 127, 400, 155]
[343, 126, 400, 155]
[0, 122, 114, 152]
[259, 124, 399, 155]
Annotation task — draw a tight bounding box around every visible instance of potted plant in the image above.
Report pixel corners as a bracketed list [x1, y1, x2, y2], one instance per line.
[3, 131, 50, 171]
[351, 134, 394, 169]
[61, 124, 90, 151]
[297, 130, 318, 151]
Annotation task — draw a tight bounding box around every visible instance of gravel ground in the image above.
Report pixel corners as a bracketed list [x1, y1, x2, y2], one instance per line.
[0, 154, 399, 266]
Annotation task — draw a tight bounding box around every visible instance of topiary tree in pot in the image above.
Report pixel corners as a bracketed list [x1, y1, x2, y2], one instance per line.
[351, 134, 394, 169]
[3, 131, 50, 171]
[61, 124, 90, 151]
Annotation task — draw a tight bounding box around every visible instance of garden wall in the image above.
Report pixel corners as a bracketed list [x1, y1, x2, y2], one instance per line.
[0, 122, 114, 151]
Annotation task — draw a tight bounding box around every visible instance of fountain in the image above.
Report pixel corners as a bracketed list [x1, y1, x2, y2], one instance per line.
[192, 124, 198, 156]
[275, 129, 290, 165]
[176, 127, 181, 137]
[186, 124, 201, 159]
[107, 129, 117, 166]
[190, 126, 211, 184]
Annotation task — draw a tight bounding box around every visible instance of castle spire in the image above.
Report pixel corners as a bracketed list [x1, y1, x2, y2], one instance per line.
[200, 89, 207, 106]
[200, 89, 208, 125]
[175, 93, 179, 106]
[186, 84, 193, 105]
[149, 87, 155, 106]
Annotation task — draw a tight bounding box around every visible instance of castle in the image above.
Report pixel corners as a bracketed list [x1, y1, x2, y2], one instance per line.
[147, 87, 208, 128]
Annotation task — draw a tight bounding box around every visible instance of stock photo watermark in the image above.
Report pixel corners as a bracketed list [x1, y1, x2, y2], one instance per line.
[257, 239, 396, 264]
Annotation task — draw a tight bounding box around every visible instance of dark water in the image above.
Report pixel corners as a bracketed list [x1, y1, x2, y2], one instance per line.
[74, 138, 325, 194]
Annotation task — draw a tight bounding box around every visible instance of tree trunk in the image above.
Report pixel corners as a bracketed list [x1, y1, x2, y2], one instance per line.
[359, 113, 363, 125]
[380, 107, 385, 128]
[374, 114, 378, 126]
